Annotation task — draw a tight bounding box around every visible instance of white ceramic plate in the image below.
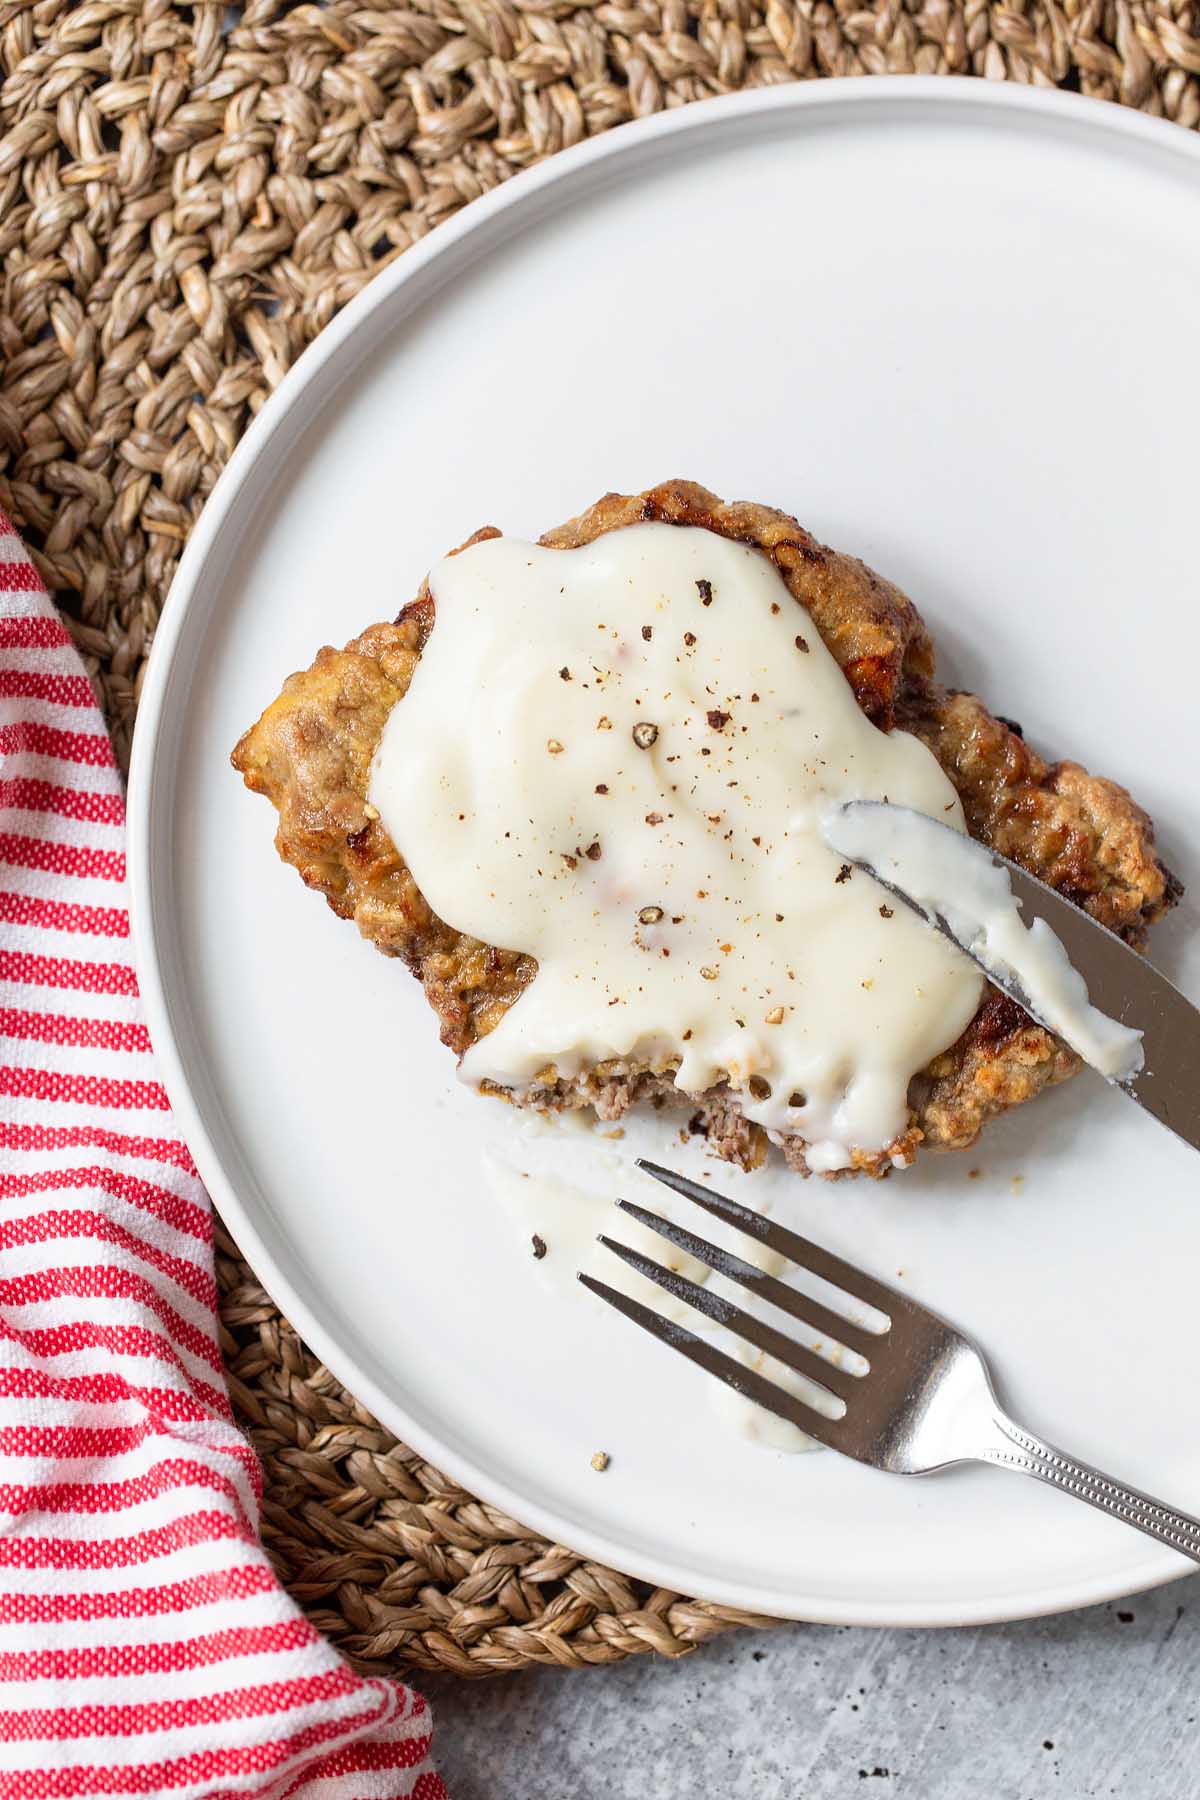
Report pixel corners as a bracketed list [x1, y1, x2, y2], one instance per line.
[129, 78, 1200, 1626]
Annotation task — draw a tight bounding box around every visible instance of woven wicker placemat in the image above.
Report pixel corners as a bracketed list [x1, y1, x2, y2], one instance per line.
[2, 0, 1196, 1680]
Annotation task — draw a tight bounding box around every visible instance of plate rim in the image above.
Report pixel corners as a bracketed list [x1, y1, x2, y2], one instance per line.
[127, 75, 1199, 1628]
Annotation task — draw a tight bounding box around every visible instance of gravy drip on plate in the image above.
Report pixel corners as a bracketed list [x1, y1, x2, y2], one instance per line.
[370, 524, 984, 1170]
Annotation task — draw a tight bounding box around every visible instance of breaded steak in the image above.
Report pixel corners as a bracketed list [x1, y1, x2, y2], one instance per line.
[231, 481, 1178, 1176]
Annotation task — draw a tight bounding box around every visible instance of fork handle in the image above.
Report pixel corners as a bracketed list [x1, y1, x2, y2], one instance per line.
[980, 1413, 1200, 1564]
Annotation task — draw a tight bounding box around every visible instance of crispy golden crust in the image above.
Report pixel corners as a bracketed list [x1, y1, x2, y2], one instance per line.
[232, 480, 1178, 1174]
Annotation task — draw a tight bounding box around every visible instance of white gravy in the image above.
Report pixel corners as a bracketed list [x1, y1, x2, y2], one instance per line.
[824, 802, 1144, 1083]
[371, 525, 985, 1170]
[482, 1148, 823, 1453]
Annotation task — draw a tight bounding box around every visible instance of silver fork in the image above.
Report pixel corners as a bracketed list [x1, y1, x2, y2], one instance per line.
[579, 1158, 1200, 1563]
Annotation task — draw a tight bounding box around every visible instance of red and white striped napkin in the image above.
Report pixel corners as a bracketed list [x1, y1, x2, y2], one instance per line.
[0, 509, 445, 1799]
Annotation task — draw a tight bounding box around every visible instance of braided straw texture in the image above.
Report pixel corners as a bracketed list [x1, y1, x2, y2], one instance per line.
[2, 0, 1196, 1678]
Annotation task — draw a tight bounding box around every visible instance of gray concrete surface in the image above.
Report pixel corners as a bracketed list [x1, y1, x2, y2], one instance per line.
[421, 1577, 1197, 1797]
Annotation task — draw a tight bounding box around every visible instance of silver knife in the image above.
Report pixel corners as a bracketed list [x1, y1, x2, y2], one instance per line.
[827, 801, 1200, 1156]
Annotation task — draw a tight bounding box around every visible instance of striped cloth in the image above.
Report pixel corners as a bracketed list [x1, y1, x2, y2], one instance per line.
[0, 511, 445, 1799]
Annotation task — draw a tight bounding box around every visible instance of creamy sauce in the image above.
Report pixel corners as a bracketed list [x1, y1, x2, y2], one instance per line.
[824, 802, 1144, 1082]
[482, 1146, 822, 1452]
[483, 1149, 713, 1329]
[372, 525, 985, 1170]
[709, 1341, 843, 1453]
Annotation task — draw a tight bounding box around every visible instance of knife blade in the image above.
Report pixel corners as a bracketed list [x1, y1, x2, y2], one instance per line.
[827, 801, 1199, 1157]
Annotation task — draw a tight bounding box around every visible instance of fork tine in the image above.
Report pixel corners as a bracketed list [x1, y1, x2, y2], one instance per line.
[578, 1273, 847, 1451]
[635, 1158, 911, 1322]
[599, 1235, 859, 1403]
[616, 1197, 878, 1361]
